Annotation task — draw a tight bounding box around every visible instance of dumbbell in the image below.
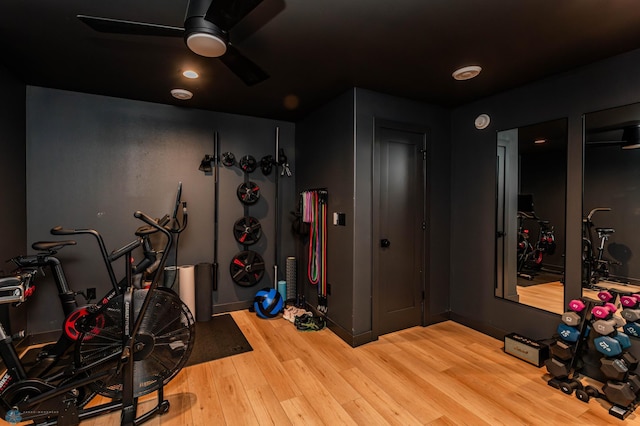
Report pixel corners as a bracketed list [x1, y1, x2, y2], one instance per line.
[592, 318, 618, 335]
[623, 321, 640, 338]
[603, 381, 636, 407]
[622, 351, 639, 371]
[615, 332, 632, 350]
[601, 357, 631, 381]
[628, 373, 640, 394]
[550, 340, 575, 361]
[561, 311, 582, 327]
[598, 290, 614, 303]
[595, 335, 623, 357]
[568, 299, 586, 312]
[621, 307, 640, 323]
[595, 333, 632, 356]
[559, 378, 583, 395]
[592, 303, 619, 320]
[557, 323, 581, 343]
[621, 294, 640, 309]
[545, 357, 571, 379]
[576, 385, 603, 403]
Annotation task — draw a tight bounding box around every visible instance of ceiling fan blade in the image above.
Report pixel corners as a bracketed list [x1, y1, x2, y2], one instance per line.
[77, 15, 184, 38]
[219, 44, 268, 86]
[205, 0, 265, 31]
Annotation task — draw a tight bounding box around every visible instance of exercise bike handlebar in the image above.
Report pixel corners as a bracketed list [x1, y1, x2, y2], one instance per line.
[51, 225, 119, 288]
[586, 207, 612, 222]
[134, 210, 173, 246]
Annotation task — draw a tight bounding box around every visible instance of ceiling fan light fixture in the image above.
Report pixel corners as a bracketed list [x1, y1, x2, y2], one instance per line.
[186, 32, 227, 57]
[171, 88, 193, 100]
[453, 65, 482, 81]
[183, 70, 199, 79]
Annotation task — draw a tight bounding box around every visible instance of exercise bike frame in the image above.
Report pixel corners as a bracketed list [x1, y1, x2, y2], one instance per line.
[0, 210, 187, 425]
[9, 212, 180, 382]
[582, 207, 618, 287]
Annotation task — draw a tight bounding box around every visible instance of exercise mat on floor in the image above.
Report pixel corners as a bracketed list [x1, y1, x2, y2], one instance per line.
[185, 313, 252, 367]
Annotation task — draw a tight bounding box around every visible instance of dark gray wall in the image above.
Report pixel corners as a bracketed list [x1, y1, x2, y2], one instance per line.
[296, 88, 451, 345]
[0, 64, 27, 334]
[354, 88, 451, 332]
[450, 47, 640, 340]
[295, 90, 355, 339]
[26, 87, 295, 335]
[584, 145, 640, 283]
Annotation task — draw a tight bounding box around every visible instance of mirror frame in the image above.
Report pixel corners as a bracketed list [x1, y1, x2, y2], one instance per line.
[495, 118, 568, 314]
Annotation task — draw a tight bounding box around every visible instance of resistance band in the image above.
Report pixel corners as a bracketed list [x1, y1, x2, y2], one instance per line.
[301, 190, 328, 312]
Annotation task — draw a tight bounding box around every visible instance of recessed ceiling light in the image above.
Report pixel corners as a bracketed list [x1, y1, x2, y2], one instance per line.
[171, 88, 193, 100]
[452, 65, 482, 81]
[183, 70, 199, 79]
[534, 139, 547, 144]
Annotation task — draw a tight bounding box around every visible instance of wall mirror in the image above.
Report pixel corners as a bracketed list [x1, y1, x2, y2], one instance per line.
[583, 102, 640, 300]
[496, 118, 567, 314]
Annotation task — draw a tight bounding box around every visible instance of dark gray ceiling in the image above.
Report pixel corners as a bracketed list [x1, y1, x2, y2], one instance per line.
[2, 0, 640, 122]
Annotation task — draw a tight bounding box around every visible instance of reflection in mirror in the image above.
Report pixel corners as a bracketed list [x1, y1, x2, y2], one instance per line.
[583, 102, 640, 300]
[496, 119, 567, 314]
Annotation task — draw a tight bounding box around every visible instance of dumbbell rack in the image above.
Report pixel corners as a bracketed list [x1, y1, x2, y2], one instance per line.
[546, 291, 640, 420]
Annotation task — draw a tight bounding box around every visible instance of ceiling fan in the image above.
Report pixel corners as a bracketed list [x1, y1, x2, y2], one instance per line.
[77, 0, 269, 86]
[586, 121, 640, 150]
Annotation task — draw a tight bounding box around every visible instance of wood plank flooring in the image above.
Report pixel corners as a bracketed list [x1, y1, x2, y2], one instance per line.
[8, 309, 640, 425]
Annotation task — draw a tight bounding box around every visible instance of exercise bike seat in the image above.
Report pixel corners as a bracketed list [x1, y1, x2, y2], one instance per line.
[596, 227, 615, 236]
[31, 240, 77, 252]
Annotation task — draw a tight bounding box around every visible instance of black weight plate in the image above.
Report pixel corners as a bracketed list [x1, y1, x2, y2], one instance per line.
[233, 216, 262, 245]
[237, 181, 260, 205]
[221, 152, 236, 167]
[230, 250, 265, 287]
[239, 155, 257, 173]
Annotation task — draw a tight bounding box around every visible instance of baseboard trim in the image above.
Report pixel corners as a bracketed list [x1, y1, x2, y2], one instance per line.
[449, 312, 508, 340]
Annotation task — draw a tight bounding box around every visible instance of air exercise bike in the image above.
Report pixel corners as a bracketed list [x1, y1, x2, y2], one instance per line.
[516, 210, 556, 280]
[582, 207, 621, 287]
[0, 189, 194, 425]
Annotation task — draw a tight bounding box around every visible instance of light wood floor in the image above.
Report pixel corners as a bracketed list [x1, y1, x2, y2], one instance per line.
[9, 309, 640, 425]
[516, 279, 640, 315]
[517, 281, 565, 314]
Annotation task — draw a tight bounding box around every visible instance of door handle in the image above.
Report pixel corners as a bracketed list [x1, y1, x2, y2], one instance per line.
[380, 239, 391, 248]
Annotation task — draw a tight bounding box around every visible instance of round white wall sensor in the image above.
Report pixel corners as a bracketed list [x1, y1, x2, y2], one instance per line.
[474, 114, 491, 130]
[171, 88, 193, 100]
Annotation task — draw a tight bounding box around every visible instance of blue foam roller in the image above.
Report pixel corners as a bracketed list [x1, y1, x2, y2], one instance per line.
[594, 335, 623, 357]
[557, 323, 580, 342]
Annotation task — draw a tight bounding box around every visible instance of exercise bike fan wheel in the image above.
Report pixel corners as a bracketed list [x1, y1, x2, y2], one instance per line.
[75, 287, 195, 399]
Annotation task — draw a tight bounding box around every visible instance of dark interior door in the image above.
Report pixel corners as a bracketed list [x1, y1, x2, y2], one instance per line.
[374, 121, 426, 336]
